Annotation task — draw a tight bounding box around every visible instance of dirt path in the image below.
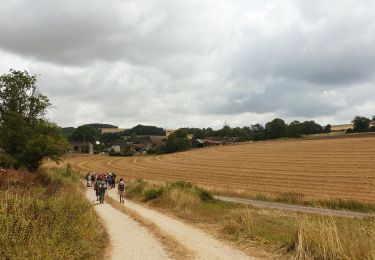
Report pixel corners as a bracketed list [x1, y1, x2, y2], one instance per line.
[84, 189, 171, 260]
[106, 189, 254, 260]
[215, 195, 375, 218]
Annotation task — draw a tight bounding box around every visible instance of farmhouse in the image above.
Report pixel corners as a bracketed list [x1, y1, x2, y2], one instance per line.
[193, 139, 223, 148]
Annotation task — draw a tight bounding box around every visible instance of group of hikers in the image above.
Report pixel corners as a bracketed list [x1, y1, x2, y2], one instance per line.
[86, 172, 126, 204]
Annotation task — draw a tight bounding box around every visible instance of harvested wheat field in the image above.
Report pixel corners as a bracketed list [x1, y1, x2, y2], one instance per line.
[58, 136, 375, 202]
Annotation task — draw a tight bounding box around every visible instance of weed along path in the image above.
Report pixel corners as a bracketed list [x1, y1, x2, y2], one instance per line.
[84, 189, 171, 260]
[105, 189, 255, 260]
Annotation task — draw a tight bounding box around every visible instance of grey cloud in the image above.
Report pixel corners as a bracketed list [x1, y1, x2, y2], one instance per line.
[1, 1, 375, 129]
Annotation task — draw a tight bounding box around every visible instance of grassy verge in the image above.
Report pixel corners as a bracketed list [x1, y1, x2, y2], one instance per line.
[126, 178, 375, 259]
[0, 166, 107, 259]
[211, 189, 375, 214]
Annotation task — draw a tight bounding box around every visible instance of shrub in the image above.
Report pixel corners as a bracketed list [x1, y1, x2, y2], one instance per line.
[144, 186, 164, 201]
[0, 152, 15, 168]
[126, 178, 147, 197]
[223, 208, 255, 238]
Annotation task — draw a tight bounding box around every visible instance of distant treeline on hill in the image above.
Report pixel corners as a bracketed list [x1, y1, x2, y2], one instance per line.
[123, 125, 166, 136]
[86, 123, 118, 129]
[182, 119, 331, 141]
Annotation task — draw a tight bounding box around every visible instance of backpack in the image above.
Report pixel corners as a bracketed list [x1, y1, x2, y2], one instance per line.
[100, 182, 107, 189]
[119, 182, 125, 192]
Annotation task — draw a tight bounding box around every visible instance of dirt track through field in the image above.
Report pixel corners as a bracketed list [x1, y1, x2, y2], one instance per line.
[84, 188, 170, 260]
[105, 189, 253, 260]
[62, 136, 375, 202]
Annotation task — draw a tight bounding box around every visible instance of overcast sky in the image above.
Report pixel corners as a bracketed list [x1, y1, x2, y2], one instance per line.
[1, 0, 375, 129]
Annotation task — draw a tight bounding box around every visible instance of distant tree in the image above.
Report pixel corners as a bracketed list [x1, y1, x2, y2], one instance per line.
[323, 124, 331, 133]
[250, 124, 265, 141]
[71, 125, 100, 143]
[0, 69, 69, 170]
[287, 121, 302, 138]
[87, 123, 118, 129]
[300, 121, 323, 135]
[265, 118, 287, 139]
[192, 128, 206, 139]
[60, 127, 75, 140]
[101, 132, 122, 145]
[165, 129, 190, 153]
[231, 127, 249, 141]
[123, 124, 165, 136]
[205, 127, 215, 137]
[352, 116, 370, 132]
[218, 124, 232, 137]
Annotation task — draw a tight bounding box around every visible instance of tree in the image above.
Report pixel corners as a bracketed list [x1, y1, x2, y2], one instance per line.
[71, 125, 100, 143]
[300, 121, 323, 135]
[265, 118, 287, 139]
[0, 70, 69, 170]
[287, 120, 302, 138]
[165, 129, 190, 153]
[101, 132, 122, 145]
[352, 116, 370, 132]
[323, 124, 331, 133]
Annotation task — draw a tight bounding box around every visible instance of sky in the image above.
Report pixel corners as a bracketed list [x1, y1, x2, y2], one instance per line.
[1, 0, 375, 129]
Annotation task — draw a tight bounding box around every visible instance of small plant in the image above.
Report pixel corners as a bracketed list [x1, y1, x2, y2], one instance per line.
[127, 178, 147, 197]
[144, 186, 164, 201]
[276, 192, 305, 204]
[0, 152, 15, 168]
[65, 163, 72, 176]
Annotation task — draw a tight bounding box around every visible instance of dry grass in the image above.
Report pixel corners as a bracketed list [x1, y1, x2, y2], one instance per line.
[121, 179, 375, 259]
[292, 216, 375, 259]
[57, 135, 375, 203]
[106, 196, 194, 260]
[0, 167, 107, 259]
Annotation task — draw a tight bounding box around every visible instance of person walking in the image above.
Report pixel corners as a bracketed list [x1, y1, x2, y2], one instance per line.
[99, 178, 107, 204]
[94, 177, 100, 201]
[118, 178, 126, 203]
[112, 172, 117, 188]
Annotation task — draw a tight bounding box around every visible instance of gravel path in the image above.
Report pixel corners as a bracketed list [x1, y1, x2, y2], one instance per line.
[85, 189, 171, 260]
[106, 189, 254, 260]
[214, 195, 375, 218]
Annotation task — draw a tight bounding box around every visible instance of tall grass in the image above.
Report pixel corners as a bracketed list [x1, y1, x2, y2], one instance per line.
[127, 179, 375, 258]
[0, 167, 106, 259]
[127, 179, 213, 214]
[292, 216, 375, 259]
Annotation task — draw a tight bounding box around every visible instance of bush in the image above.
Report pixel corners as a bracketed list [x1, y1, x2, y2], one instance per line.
[0, 152, 15, 168]
[144, 186, 164, 201]
[126, 178, 147, 197]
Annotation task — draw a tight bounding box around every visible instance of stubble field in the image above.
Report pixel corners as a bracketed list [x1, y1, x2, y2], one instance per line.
[59, 136, 375, 203]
